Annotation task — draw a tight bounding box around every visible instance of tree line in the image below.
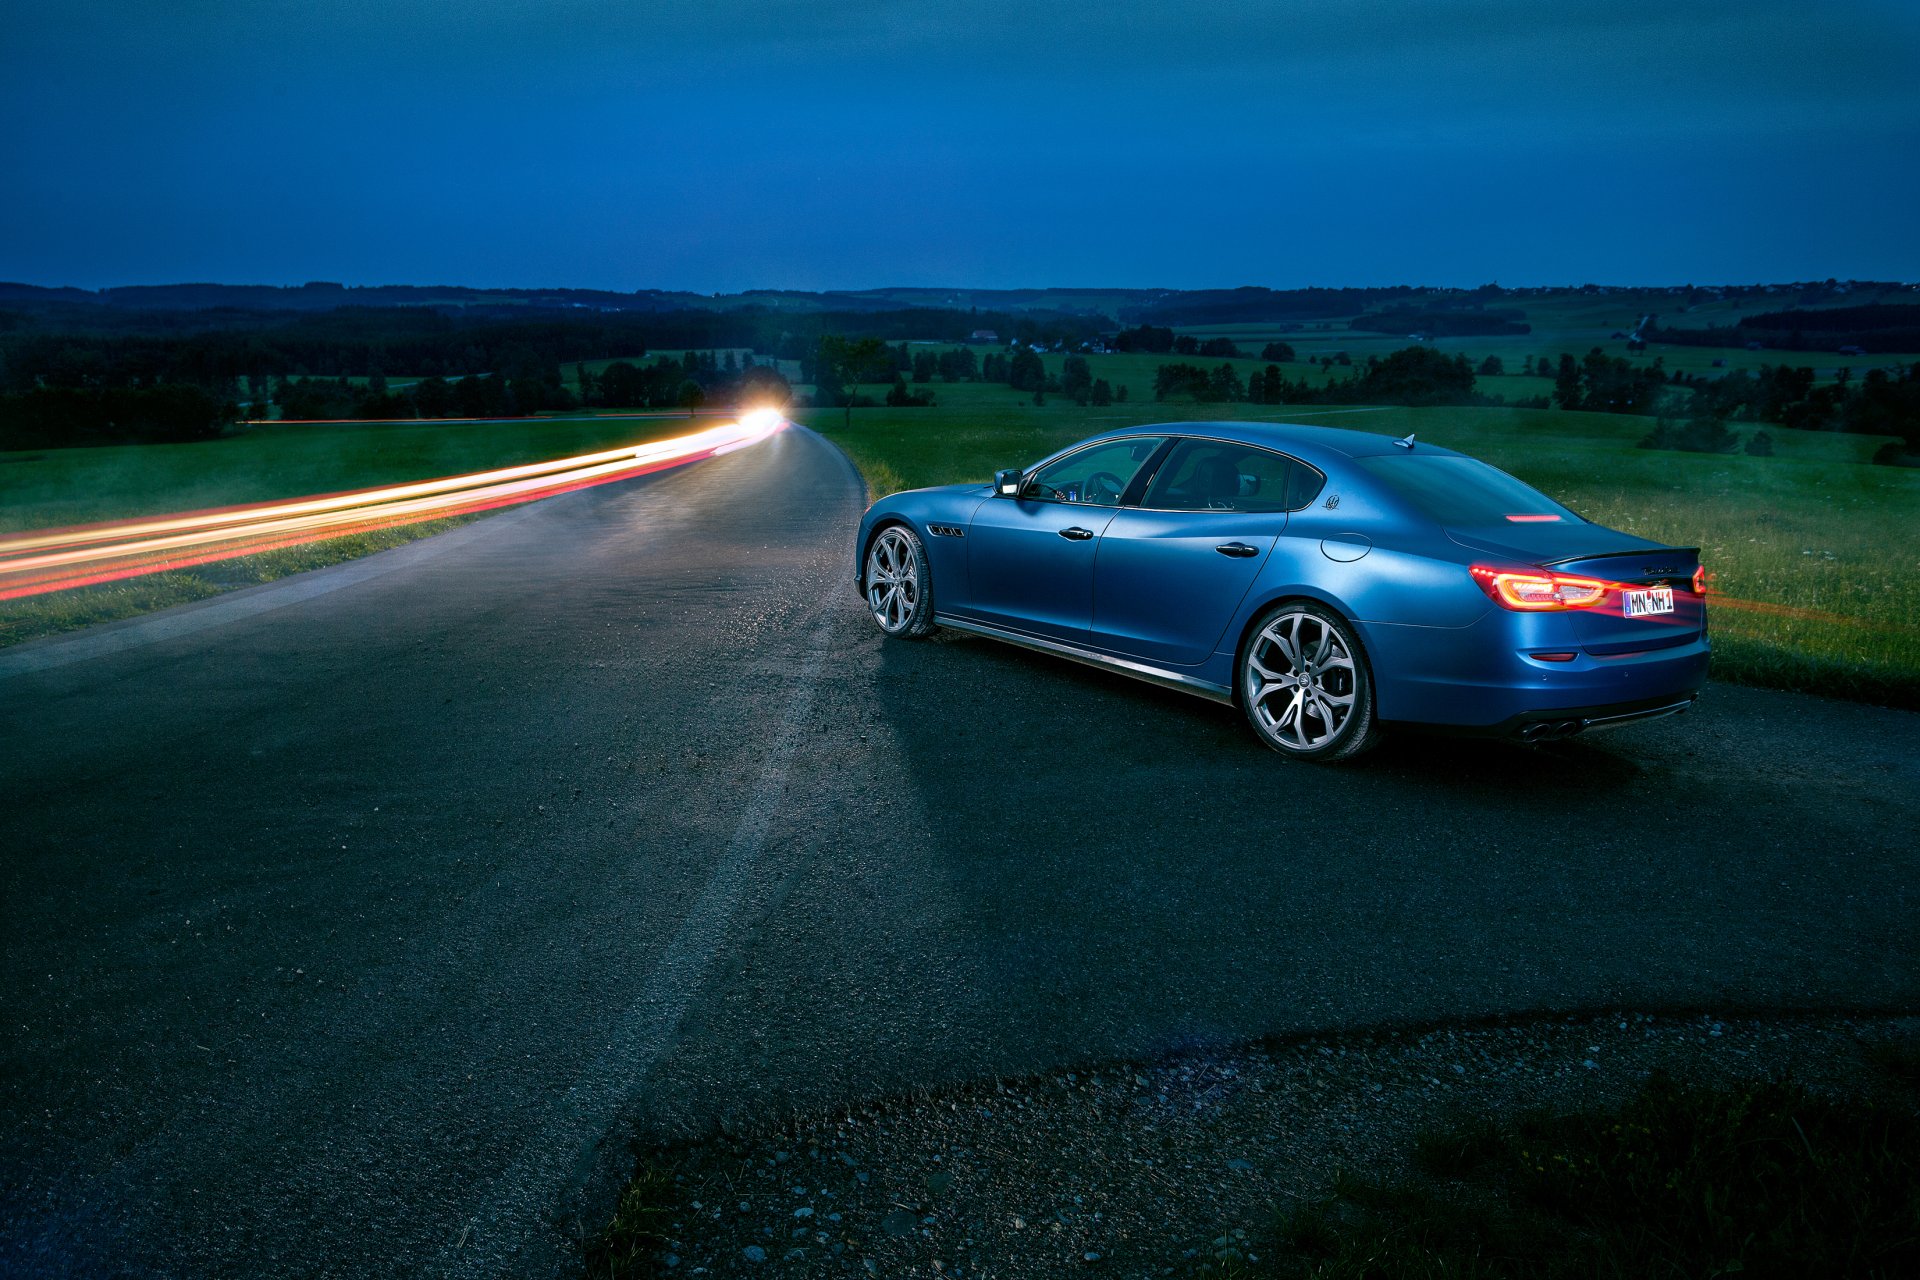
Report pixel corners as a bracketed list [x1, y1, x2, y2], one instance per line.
[0, 305, 1108, 399]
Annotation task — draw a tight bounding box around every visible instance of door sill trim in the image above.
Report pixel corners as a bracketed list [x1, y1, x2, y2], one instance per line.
[933, 614, 1234, 705]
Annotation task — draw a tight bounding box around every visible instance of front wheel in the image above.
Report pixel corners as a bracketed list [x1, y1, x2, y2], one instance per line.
[1239, 601, 1380, 762]
[864, 525, 937, 638]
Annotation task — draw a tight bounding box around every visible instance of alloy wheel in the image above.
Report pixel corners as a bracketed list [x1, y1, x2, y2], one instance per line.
[865, 527, 922, 633]
[1244, 607, 1358, 751]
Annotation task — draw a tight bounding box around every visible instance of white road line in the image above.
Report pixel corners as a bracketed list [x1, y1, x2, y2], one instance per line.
[443, 610, 837, 1276]
[0, 505, 542, 680]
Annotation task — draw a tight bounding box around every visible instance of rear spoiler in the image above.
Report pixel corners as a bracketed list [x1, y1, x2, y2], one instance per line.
[1542, 546, 1699, 569]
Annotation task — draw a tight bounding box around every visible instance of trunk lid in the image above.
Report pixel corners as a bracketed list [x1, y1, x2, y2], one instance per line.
[1448, 525, 1705, 655]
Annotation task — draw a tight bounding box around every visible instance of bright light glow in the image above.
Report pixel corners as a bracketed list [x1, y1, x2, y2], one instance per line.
[0, 415, 784, 601]
[1503, 513, 1563, 523]
[738, 407, 786, 436]
[1692, 564, 1709, 594]
[1471, 564, 1610, 611]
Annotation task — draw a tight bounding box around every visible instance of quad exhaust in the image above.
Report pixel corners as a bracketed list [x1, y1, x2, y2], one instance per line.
[1515, 696, 1698, 743]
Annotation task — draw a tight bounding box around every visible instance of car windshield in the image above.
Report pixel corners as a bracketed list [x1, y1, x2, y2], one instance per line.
[1354, 454, 1579, 526]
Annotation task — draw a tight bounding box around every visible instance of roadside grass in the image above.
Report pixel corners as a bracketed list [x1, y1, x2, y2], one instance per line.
[810, 398, 1920, 709]
[0, 515, 480, 649]
[0, 414, 709, 648]
[585, 1168, 678, 1280]
[1239, 1072, 1920, 1279]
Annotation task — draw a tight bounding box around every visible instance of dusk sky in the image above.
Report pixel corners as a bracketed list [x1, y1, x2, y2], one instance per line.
[5, 0, 1918, 292]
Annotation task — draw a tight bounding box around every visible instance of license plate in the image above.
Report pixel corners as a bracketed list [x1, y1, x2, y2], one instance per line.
[1623, 586, 1674, 618]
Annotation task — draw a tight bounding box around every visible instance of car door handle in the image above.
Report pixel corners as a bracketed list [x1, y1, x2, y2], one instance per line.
[1215, 542, 1260, 557]
[1058, 526, 1095, 541]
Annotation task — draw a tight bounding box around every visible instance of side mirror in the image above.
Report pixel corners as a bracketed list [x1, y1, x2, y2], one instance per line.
[994, 468, 1023, 497]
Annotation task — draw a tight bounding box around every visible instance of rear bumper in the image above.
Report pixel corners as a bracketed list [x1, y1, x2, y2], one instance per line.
[1362, 613, 1709, 732]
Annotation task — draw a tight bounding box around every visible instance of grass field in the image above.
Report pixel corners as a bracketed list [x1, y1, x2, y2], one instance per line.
[809, 386, 1920, 710]
[0, 413, 714, 648]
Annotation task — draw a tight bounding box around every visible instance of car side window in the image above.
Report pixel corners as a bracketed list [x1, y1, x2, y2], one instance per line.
[1141, 441, 1305, 513]
[1022, 437, 1167, 507]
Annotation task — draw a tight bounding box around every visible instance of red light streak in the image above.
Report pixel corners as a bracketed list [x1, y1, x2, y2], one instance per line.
[0, 414, 786, 602]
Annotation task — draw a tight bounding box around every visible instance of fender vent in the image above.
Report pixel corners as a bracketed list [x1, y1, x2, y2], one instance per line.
[927, 523, 966, 538]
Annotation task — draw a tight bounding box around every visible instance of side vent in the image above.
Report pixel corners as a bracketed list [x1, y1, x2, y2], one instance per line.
[927, 523, 966, 538]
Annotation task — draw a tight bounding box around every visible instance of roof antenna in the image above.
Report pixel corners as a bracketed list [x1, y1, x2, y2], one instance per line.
[1394, 433, 1416, 449]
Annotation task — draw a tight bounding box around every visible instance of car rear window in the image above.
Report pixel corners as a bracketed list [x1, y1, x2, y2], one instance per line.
[1353, 455, 1578, 526]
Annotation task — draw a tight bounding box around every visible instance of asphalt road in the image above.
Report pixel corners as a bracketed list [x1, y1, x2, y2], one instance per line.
[3, 424, 1916, 1277]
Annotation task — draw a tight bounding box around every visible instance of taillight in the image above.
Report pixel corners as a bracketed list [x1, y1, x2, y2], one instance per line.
[1692, 564, 1708, 594]
[1471, 565, 1609, 611]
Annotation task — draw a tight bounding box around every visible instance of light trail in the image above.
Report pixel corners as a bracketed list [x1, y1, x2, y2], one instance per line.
[0, 410, 787, 601]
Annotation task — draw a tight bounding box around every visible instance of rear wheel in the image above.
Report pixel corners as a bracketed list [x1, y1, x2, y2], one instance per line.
[865, 525, 937, 638]
[1239, 601, 1379, 762]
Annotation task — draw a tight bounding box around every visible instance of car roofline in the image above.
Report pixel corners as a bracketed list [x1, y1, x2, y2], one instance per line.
[1063, 419, 1463, 471]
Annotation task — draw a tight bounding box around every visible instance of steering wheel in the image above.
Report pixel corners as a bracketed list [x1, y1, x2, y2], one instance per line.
[1084, 470, 1127, 503]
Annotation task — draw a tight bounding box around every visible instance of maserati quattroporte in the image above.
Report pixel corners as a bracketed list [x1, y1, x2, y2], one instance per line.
[854, 422, 1708, 761]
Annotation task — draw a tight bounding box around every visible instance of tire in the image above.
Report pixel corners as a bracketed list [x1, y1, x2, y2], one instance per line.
[1238, 600, 1380, 762]
[864, 524, 937, 638]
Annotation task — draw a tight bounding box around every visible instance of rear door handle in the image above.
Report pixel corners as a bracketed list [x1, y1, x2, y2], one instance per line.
[1215, 542, 1259, 557]
[1058, 526, 1094, 541]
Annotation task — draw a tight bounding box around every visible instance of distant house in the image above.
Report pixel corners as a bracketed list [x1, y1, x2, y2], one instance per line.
[969, 329, 998, 343]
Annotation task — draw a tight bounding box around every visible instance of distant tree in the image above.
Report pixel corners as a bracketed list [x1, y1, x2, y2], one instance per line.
[413, 376, 454, 418]
[1154, 362, 1210, 401]
[1172, 335, 1200, 355]
[1090, 378, 1113, 406]
[677, 379, 705, 415]
[1262, 364, 1284, 404]
[1206, 364, 1246, 402]
[815, 336, 892, 426]
[1553, 353, 1583, 410]
[1745, 429, 1775, 456]
[1007, 347, 1047, 393]
[1115, 384, 1129, 402]
[1478, 355, 1505, 376]
[1061, 355, 1093, 404]
[1113, 324, 1175, 353]
[1032, 388, 1046, 406]
[1199, 338, 1242, 358]
[1259, 341, 1295, 362]
[911, 350, 936, 383]
[936, 347, 978, 382]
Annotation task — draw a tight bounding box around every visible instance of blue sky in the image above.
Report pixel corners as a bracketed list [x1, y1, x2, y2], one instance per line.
[4, 0, 1917, 290]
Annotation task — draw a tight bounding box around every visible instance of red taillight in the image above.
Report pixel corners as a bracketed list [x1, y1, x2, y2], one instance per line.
[1692, 564, 1708, 594]
[1471, 564, 1610, 611]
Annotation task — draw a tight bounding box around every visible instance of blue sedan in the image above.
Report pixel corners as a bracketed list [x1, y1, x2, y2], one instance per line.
[854, 421, 1708, 761]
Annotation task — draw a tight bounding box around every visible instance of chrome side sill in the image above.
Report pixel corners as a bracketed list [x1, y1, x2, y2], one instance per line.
[933, 614, 1235, 705]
